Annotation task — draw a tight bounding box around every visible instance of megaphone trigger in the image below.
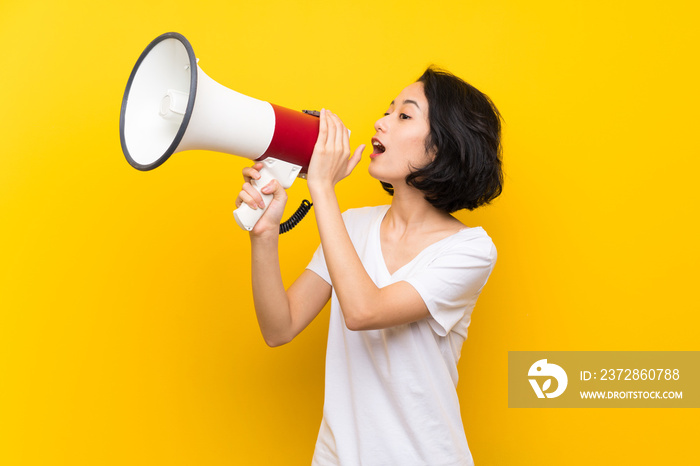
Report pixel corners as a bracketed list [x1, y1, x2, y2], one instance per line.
[233, 158, 302, 231]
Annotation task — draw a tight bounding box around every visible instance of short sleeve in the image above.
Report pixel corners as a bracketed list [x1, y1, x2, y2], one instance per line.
[404, 236, 497, 337]
[306, 244, 331, 285]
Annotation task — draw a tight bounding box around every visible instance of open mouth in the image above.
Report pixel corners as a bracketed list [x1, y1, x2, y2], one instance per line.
[371, 139, 386, 157]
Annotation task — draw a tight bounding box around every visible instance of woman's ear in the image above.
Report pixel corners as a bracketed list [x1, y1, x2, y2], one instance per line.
[424, 144, 437, 164]
[429, 148, 437, 163]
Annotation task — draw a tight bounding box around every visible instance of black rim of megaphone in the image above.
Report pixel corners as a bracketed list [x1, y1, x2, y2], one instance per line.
[119, 32, 198, 171]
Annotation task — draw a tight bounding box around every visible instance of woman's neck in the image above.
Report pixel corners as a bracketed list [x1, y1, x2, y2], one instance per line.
[385, 184, 459, 235]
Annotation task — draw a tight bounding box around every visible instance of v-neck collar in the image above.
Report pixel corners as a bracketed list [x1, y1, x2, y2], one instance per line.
[373, 205, 480, 279]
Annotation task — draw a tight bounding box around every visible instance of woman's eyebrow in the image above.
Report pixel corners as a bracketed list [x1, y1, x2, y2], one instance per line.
[389, 99, 422, 111]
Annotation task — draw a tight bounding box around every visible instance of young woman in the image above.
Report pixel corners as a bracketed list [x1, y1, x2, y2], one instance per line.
[236, 67, 503, 466]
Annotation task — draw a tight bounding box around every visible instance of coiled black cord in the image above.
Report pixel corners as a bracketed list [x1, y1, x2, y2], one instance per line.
[279, 199, 313, 234]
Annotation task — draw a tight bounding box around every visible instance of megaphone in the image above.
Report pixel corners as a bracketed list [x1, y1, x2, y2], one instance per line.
[119, 32, 321, 232]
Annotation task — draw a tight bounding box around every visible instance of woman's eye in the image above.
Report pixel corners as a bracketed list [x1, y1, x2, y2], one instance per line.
[399, 113, 411, 120]
[383, 112, 390, 116]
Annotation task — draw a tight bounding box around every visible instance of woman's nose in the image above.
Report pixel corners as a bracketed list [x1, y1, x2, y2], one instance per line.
[374, 115, 387, 132]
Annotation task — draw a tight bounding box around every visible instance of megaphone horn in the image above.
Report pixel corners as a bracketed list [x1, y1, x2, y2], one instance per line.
[119, 32, 321, 231]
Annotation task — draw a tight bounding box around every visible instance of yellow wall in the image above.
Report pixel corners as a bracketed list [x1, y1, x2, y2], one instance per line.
[1, 0, 698, 464]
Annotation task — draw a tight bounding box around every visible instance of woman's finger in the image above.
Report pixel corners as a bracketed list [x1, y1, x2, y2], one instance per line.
[314, 108, 329, 152]
[336, 113, 347, 151]
[242, 162, 263, 183]
[242, 182, 265, 209]
[260, 179, 288, 207]
[339, 115, 350, 156]
[237, 188, 259, 210]
[324, 109, 337, 152]
[346, 144, 365, 177]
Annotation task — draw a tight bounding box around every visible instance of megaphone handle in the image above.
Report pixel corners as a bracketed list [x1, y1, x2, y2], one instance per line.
[233, 158, 302, 231]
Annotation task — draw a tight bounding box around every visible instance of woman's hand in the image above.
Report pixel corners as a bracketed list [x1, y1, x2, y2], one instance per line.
[235, 162, 288, 236]
[307, 109, 365, 196]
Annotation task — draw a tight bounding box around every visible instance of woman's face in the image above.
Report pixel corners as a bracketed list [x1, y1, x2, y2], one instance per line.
[368, 82, 434, 185]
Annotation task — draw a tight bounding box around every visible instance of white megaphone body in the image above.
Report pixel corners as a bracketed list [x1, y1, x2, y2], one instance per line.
[119, 32, 322, 231]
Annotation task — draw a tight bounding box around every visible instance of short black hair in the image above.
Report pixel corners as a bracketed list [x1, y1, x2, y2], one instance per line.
[381, 66, 503, 212]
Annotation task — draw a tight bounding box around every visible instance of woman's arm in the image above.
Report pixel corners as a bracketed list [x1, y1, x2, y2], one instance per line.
[238, 165, 331, 347]
[306, 110, 430, 331]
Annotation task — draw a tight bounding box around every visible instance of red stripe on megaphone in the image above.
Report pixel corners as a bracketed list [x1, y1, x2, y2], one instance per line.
[258, 104, 319, 173]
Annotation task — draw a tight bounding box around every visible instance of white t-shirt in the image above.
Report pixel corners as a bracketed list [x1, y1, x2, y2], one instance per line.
[307, 205, 497, 466]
